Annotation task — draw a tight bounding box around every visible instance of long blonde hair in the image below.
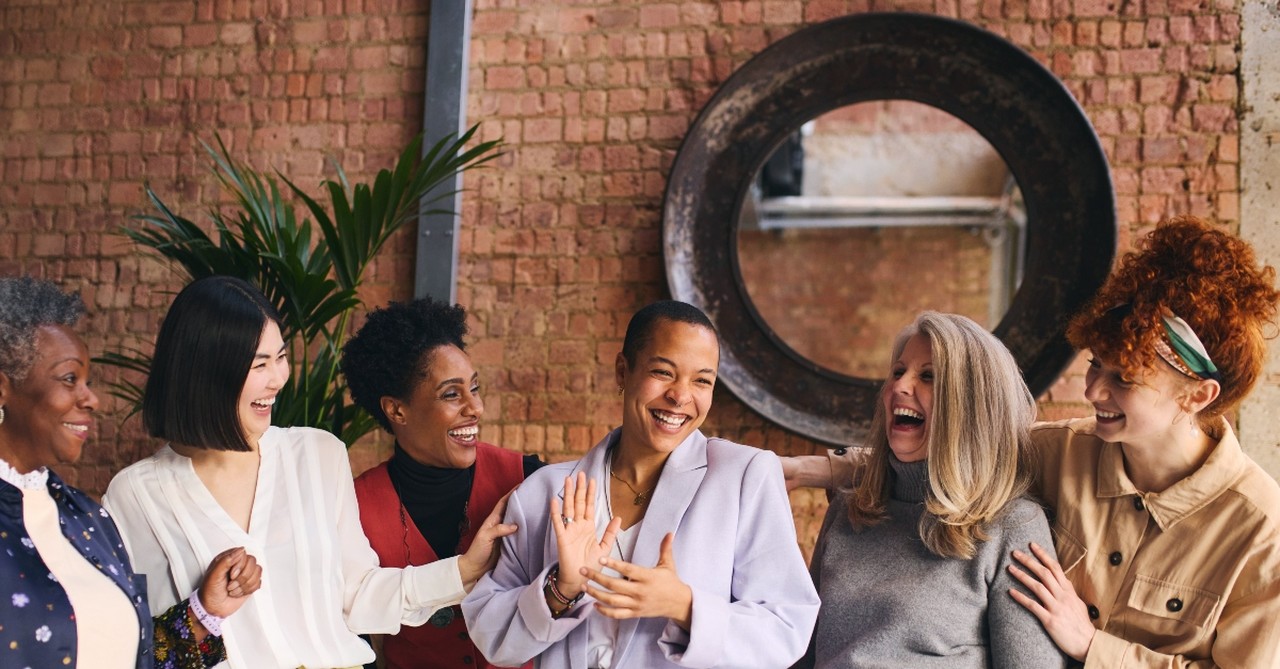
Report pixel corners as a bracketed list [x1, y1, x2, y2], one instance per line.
[846, 312, 1036, 559]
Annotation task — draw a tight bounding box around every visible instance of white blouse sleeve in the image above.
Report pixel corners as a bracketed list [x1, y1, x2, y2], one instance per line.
[322, 430, 467, 632]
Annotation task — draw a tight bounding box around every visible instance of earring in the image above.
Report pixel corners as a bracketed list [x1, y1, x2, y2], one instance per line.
[0, 405, 5, 425]
[617, 385, 624, 396]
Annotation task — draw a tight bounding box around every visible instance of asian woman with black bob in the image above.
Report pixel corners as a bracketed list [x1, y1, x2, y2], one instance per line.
[103, 275, 516, 669]
[797, 312, 1066, 668]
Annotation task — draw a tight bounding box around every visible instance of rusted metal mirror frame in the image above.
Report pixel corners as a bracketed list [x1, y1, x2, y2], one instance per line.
[662, 13, 1116, 447]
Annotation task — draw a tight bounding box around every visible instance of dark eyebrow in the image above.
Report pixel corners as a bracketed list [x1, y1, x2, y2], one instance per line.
[435, 372, 479, 391]
[253, 343, 288, 360]
[649, 356, 716, 376]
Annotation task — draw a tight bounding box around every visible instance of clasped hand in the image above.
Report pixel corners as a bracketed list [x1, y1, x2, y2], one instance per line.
[549, 472, 693, 628]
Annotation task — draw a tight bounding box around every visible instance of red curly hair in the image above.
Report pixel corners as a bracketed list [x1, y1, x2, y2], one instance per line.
[1067, 216, 1279, 422]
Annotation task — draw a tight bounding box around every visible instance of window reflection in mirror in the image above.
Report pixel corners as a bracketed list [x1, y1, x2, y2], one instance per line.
[737, 100, 1026, 379]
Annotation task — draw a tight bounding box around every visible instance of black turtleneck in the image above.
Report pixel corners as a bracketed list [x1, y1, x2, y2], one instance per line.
[386, 444, 542, 558]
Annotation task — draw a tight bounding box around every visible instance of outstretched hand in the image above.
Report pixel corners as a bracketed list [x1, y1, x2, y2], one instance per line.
[458, 490, 520, 589]
[198, 546, 262, 620]
[582, 532, 693, 630]
[550, 471, 621, 598]
[1007, 542, 1096, 661]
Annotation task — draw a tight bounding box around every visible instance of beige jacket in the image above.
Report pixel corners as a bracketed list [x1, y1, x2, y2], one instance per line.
[1031, 418, 1280, 668]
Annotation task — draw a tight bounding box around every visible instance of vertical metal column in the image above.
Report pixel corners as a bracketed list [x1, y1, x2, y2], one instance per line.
[415, 0, 474, 302]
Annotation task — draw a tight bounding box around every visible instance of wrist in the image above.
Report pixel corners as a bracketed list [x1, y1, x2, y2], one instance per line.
[544, 566, 584, 618]
[189, 589, 226, 637]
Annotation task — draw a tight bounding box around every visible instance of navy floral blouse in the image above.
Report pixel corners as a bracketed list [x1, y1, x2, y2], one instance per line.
[0, 470, 153, 668]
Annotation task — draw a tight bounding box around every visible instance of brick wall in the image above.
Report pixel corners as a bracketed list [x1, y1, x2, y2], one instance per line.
[1, 0, 1243, 557]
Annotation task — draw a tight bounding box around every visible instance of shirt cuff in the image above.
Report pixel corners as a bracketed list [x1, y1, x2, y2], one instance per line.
[1083, 629, 1129, 669]
[407, 555, 467, 610]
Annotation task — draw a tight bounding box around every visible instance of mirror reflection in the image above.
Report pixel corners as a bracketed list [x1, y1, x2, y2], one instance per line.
[737, 100, 1027, 378]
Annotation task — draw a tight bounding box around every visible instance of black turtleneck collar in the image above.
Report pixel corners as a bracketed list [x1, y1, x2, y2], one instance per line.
[386, 444, 474, 559]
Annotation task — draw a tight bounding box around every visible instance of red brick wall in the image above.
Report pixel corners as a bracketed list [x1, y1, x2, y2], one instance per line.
[1, 1, 1241, 556]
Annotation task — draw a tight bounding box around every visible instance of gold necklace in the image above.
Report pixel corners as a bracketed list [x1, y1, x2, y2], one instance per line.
[609, 466, 656, 506]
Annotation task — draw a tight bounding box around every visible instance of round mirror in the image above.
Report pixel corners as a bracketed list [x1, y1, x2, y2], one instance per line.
[663, 13, 1116, 447]
[738, 100, 1025, 378]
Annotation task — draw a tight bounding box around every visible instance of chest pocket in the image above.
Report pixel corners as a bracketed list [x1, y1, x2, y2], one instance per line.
[1052, 525, 1087, 575]
[1124, 574, 1221, 646]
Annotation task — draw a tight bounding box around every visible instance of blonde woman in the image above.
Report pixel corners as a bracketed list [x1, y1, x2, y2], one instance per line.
[796, 312, 1065, 668]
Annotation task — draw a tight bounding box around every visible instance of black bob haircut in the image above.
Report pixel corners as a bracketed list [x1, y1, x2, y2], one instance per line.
[143, 276, 283, 452]
[341, 297, 469, 432]
[620, 300, 717, 366]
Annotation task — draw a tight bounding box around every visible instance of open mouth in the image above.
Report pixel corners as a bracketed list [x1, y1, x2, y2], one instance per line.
[62, 422, 90, 435]
[891, 406, 925, 429]
[250, 397, 276, 410]
[650, 409, 690, 430]
[1095, 409, 1123, 421]
[448, 425, 479, 443]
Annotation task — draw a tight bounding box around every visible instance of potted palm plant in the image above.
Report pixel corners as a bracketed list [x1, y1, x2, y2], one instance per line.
[100, 128, 499, 446]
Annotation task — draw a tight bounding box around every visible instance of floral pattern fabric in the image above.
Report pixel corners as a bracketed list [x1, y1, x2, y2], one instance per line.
[0, 468, 225, 668]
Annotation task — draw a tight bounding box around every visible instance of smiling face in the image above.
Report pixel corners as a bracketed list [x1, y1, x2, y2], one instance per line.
[384, 344, 483, 469]
[1084, 355, 1190, 448]
[236, 320, 290, 449]
[0, 325, 100, 473]
[615, 319, 719, 456]
[882, 333, 934, 463]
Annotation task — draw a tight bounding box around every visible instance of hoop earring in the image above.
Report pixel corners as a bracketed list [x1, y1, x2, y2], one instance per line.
[0, 405, 5, 425]
[617, 386, 624, 396]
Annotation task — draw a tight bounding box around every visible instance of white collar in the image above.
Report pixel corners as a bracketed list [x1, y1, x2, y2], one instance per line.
[0, 456, 49, 490]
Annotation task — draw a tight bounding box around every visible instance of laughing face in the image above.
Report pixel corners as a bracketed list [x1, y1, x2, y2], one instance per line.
[883, 333, 933, 463]
[615, 319, 719, 456]
[1084, 355, 1188, 448]
[237, 320, 290, 448]
[387, 344, 483, 469]
[0, 325, 100, 473]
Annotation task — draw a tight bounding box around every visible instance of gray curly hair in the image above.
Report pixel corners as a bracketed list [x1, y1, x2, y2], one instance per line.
[0, 276, 86, 383]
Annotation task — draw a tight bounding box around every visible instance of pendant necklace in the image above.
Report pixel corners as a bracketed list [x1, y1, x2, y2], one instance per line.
[608, 454, 656, 506]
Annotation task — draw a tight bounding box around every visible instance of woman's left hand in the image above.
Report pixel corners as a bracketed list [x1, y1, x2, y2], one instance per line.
[1007, 542, 1096, 661]
[458, 490, 519, 590]
[581, 532, 694, 630]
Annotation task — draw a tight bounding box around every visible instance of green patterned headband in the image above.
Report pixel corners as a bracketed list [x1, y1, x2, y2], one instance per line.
[1157, 313, 1221, 382]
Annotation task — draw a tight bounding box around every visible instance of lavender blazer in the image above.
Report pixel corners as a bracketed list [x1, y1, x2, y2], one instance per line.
[462, 429, 819, 669]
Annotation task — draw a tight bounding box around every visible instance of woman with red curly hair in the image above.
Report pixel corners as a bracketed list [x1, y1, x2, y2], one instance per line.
[1007, 216, 1280, 666]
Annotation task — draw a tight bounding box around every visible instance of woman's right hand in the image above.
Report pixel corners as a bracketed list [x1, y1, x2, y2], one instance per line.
[549, 472, 620, 597]
[198, 546, 262, 620]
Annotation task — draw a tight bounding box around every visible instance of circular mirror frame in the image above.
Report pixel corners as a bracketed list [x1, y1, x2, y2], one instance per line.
[663, 13, 1117, 447]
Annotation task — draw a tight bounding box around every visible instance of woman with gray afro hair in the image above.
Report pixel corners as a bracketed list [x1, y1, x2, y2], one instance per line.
[0, 275, 86, 383]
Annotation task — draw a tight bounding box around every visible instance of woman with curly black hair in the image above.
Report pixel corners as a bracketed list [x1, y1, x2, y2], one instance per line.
[1008, 216, 1280, 666]
[341, 298, 540, 669]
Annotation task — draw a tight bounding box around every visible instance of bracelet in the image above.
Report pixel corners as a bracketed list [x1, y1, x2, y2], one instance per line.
[545, 566, 584, 617]
[189, 590, 226, 637]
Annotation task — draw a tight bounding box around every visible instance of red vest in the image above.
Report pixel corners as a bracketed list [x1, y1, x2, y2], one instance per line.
[354, 443, 529, 669]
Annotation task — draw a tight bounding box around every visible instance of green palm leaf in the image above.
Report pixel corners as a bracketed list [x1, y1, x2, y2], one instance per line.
[98, 128, 501, 446]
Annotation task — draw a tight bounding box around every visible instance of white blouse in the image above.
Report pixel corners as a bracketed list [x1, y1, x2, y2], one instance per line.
[103, 426, 466, 669]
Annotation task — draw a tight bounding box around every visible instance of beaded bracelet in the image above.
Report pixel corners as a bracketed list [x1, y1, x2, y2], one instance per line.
[545, 566, 584, 618]
[189, 590, 226, 637]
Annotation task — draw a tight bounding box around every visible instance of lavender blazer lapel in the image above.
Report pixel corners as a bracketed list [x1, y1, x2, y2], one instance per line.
[612, 430, 709, 665]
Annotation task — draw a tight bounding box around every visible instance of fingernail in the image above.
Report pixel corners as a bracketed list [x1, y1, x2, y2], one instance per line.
[599, 557, 607, 565]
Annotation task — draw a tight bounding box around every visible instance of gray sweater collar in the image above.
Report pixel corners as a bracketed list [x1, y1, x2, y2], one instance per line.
[888, 456, 930, 503]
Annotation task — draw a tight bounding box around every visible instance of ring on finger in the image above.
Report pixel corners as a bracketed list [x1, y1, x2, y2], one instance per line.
[561, 515, 574, 527]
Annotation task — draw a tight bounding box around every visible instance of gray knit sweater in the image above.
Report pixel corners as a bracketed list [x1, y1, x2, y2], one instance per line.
[799, 457, 1068, 669]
